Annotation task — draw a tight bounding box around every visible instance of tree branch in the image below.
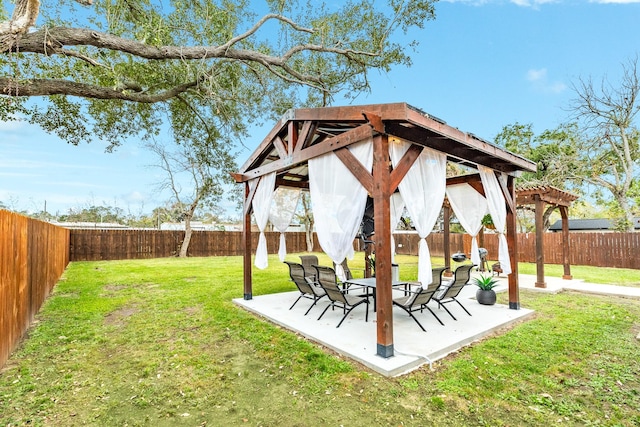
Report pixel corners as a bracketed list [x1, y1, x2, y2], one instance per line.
[0, 77, 199, 102]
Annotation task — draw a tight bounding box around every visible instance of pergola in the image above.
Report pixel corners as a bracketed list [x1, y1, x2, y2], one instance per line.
[517, 186, 579, 287]
[232, 102, 536, 358]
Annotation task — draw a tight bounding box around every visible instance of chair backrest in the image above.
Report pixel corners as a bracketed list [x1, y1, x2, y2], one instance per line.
[299, 255, 319, 280]
[332, 259, 354, 281]
[431, 266, 447, 287]
[284, 261, 315, 295]
[438, 264, 476, 299]
[406, 281, 441, 308]
[314, 265, 347, 304]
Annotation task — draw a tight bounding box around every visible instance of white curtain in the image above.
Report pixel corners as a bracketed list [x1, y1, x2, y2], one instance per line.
[390, 192, 405, 263]
[308, 139, 373, 281]
[390, 141, 446, 285]
[446, 183, 489, 267]
[269, 187, 301, 262]
[478, 165, 511, 275]
[251, 172, 276, 269]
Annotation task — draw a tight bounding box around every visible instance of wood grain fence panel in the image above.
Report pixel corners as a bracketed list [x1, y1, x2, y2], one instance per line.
[1, 210, 69, 369]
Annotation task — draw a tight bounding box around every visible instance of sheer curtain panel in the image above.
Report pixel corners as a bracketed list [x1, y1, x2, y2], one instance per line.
[478, 165, 511, 275]
[269, 187, 301, 261]
[390, 192, 405, 263]
[445, 183, 488, 266]
[251, 172, 276, 269]
[308, 139, 373, 281]
[390, 141, 446, 285]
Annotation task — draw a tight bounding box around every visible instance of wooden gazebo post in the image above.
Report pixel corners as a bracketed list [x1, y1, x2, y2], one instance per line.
[372, 133, 394, 358]
[243, 181, 254, 300]
[559, 206, 572, 280]
[534, 194, 546, 288]
[506, 175, 520, 309]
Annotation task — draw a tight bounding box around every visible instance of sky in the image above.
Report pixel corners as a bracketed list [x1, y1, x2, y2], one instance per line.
[1, 0, 640, 218]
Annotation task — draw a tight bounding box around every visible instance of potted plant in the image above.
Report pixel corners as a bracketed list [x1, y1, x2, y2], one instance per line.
[473, 274, 499, 305]
[481, 214, 495, 230]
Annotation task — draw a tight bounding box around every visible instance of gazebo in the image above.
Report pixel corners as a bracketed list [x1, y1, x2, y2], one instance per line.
[517, 186, 579, 287]
[232, 103, 536, 358]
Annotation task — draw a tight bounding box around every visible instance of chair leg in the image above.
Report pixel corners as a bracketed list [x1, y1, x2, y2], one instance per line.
[304, 294, 326, 315]
[289, 294, 303, 310]
[437, 301, 458, 321]
[453, 298, 472, 316]
[318, 302, 333, 320]
[424, 305, 445, 326]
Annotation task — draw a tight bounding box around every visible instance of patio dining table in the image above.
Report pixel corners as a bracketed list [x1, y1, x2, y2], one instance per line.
[343, 277, 409, 312]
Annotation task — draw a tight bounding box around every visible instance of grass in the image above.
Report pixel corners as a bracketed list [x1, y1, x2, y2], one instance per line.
[1, 253, 639, 426]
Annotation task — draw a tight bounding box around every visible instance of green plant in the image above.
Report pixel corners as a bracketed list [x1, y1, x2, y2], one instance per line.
[473, 274, 499, 290]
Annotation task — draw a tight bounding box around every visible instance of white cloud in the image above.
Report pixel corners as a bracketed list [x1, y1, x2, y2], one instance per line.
[0, 119, 25, 131]
[527, 68, 548, 81]
[525, 68, 567, 93]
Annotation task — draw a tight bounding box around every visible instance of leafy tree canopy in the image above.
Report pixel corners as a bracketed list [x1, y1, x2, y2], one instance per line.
[1, 0, 437, 151]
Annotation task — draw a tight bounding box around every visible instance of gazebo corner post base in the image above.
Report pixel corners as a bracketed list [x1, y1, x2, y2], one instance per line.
[562, 275, 573, 280]
[535, 282, 547, 288]
[509, 302, 520, 310]
[244, 293, 252, 300]
[377, 343, 394, 358]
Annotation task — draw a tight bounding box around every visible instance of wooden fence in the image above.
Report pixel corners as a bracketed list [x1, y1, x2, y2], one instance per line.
[69, 229, 321, 261]
[462, 231, 640, 270]
[69, 228, 640, 269]
[1, 210, 69, 369]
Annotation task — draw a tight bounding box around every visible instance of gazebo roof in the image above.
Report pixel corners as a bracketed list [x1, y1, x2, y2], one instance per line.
[233, 102, 536, 184]
[516, 185, 579, 207]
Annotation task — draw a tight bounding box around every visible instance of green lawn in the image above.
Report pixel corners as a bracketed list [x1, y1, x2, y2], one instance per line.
[1, 254, 639, 426]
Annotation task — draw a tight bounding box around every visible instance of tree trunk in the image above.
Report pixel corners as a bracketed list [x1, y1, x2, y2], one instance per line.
[305, 216, 314, 252]
[179, 214, 193, 257]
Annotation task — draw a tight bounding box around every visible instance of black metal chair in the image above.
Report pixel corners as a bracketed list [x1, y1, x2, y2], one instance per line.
[314, 265, 370, 328]
[433, 264, 476, 320]
[393, 280, 445, 332]
[284, 261, 326, 315]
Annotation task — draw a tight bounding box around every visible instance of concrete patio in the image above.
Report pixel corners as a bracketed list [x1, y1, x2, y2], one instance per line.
[234, 274, 536, 377]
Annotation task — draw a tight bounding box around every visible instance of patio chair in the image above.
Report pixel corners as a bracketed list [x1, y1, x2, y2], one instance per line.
[299, 255, 319, 282]
[392, 280, 445, 332]
[314, 265, 370, 328]
[284, 261, 326, 315]
[433, 263, 476, 320]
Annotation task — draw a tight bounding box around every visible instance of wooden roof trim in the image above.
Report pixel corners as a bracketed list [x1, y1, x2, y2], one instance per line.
[233, 123, 375, 182]
[516, 185, 579, 207]
[404, 108, 536, 173]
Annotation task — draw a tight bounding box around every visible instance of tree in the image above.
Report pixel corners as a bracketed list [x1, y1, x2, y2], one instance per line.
[569, 56, 640, 231]
[147, 137, 233, 257]
[495, 122, 582, 230]
[296, 191, 314, 252]
[1, 0, 437, 151]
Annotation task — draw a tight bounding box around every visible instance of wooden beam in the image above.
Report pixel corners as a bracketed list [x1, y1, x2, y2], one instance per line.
[372, 134, 394, 358]
[334, 147, 374, 194]
[506, 176, 520, 309]
[243, 177, 260, 216]
[236, 124, 375, 182]
[389, 143, 423, 193]
[560, 205, 573, 280]
[362, 111, 385, 134]
[287, 121, 297, 154]
[496, 171, 516, 214]
[295, 120, 316, 153]
[242, 182, 253, 300]
[273, 135, 288, 160]
[238, 116, 289, 173]
[534, 195, 547, 288]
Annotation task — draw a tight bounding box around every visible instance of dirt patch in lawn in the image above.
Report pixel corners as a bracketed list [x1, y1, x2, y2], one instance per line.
[104, 306, 139, 327]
